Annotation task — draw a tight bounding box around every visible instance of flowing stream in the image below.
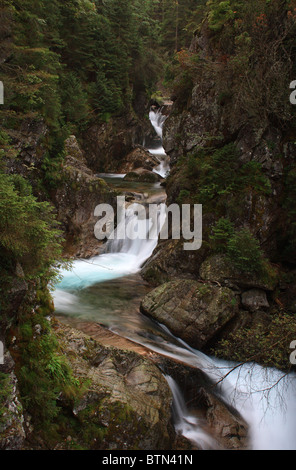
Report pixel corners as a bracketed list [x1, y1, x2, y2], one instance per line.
[53, 108, 296, 451]
[148, 109, 170, 178]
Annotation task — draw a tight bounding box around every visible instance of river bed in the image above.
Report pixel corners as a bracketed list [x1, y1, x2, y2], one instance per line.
[53, 109, 296, 451]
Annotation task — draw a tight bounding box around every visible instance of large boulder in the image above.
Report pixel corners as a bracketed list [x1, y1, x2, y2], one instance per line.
[115, 147, 160, 174]
[55, 323, 174, 450]
[140, 280, 239, 350]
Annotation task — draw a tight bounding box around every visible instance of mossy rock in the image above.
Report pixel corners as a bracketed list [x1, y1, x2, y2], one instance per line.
[54, 323, 174, 450]
[140, 280, 239, 350]
[200, 254, 278, 292]
[0, 371, 25, 450]
[124, 170, 161, 183]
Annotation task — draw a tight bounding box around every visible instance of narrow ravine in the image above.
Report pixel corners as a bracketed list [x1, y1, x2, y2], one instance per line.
[53, 107, 296, 451]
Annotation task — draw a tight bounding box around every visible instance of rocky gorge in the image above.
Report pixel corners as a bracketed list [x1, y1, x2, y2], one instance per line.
[1, 0, 296, 453]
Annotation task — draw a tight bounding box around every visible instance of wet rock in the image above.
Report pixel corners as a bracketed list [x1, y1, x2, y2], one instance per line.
[241, 289, 270, 312]
[153, 356, 249, 450]
[115, 147, 160, 173]
[140, 280, 239, 350]
[198, 388, 249, 450]
[124, 168, 162, 183]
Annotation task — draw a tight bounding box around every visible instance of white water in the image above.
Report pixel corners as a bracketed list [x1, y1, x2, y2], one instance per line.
[53, 108, 296, 451]
[212, 359, 296, 450]
[148, 109, 170, 178]
[165, 376, 219, 450]
[149, 109, 166, 139]
[55, 202, 167, 293]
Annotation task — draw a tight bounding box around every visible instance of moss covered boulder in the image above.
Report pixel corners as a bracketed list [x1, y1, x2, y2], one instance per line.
[140, 280, 239, 350]
[55, 323, 174, 450]
[124, 169, 162, 183]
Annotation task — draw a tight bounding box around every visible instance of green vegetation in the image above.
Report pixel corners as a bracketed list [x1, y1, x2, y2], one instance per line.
[12, 288, 85, 442]
[214, 312, 296, 371]
[0, 173, 62, 279]
[210, 219, 270, 276]
[0, 0, 190, 135]
[209, 218, 235, 253]
[167, 0, 296, 125]
[227, 228, 265, 274]
[173, 143, 272, 222]
[0, 372, 15, 428]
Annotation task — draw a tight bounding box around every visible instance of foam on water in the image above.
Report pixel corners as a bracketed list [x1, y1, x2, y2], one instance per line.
[53, 106, 296, 450]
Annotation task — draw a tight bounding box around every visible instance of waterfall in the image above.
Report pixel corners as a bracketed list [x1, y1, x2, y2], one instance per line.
[54, 198, 167, 292]
[53, 105, 296, 451]
[165, 376, 218, 450]
[105, 202, 167, 257]
[149, 108, 167, 138]
[148, 108, 170, 178]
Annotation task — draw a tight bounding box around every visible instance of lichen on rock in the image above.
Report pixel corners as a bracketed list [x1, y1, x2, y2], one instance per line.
[54, 323, 174, 450]
[141, 280, 239, 350]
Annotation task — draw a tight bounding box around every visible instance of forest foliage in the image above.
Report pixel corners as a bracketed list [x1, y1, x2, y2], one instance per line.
[0, 0, 208, 281]
[1, 0, 296, 382]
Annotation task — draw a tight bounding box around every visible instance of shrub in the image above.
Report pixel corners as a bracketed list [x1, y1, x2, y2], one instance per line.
[227, 228, 264, 274]
[0, 172, 62, 279]
[207, 1, 235, 32]
[177, 189, 191, 204]
[210, 217, 234, 253]
[16, 300, 82, 437]
[214, 312, 296, 371]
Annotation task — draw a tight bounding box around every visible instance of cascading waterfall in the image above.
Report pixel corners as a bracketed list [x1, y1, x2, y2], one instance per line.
[165, 376, 219, 450]
[54, 201, 167, 294]
[149, 108, 167, 138]
[53, 107, 296, 451]
[148, 108, 170, 178]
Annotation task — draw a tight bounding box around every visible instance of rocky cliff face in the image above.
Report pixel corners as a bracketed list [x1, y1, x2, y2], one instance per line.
[51, 136, 117, 258]
[163, 79, 290, 258]
[141, 17, 296, 368]
[83, 113, 155, 173]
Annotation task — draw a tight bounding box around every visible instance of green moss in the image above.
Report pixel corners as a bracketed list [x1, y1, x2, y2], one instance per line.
[213, 311, 296, 371]
[197, 285, 212, 296]
[12, 287, 83, 443]
[0, 373, 14, 428]
[177, 189, 191, 205]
